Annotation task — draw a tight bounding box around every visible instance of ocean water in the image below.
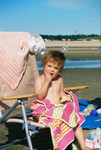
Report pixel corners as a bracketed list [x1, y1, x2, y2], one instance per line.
[64, 60, 101, 69]
[37, 60, 101, 70]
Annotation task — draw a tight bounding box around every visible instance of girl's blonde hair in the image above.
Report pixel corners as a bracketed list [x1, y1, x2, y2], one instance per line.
[41, 51, 65, 72]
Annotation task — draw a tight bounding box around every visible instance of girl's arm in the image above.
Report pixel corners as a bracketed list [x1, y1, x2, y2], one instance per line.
[35, 74, 52, 100]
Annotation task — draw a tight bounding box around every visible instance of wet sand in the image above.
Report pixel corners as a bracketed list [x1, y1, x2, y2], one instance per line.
[63, 68, 101, 101]
[37, 46, 101, 60]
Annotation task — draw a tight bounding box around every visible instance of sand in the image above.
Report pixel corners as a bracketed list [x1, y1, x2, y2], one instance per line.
[45, 40, 101, 47]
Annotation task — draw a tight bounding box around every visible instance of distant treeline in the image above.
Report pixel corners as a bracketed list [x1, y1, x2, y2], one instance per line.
[40, 34, 101, 41]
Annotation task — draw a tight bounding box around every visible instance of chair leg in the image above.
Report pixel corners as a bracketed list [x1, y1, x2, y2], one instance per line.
[20, 98, 33, 150]
[0, 101, 19, 123]
[0, 98, 33, 150]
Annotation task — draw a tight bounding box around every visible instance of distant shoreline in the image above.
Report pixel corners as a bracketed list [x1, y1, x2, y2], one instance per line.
[45, 40, 101, 48]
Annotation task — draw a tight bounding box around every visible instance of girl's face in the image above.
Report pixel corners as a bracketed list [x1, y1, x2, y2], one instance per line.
[44, 60, 60, 79]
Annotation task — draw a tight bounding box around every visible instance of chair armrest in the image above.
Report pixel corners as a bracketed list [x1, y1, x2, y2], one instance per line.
[0, 93, 38, 101]
[0, 85, 89, 101]
[64, 85, 89, 91]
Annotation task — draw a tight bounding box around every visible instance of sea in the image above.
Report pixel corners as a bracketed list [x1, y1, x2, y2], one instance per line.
[37, 59, 101, 70]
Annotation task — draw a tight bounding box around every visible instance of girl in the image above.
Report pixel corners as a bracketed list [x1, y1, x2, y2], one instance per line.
[31, 51, 92, 150]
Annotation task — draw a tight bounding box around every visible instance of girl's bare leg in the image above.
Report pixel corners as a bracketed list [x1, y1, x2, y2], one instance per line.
[75, 126, 95, 150]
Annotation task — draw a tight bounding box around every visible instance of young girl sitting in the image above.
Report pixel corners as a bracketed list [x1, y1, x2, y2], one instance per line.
[30, 51, 92, 150]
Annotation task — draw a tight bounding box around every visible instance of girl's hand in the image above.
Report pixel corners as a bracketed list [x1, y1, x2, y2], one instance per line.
[61, 94, 72, 103]
[66, 94, 72, 102]
[45, 73, 53, 83]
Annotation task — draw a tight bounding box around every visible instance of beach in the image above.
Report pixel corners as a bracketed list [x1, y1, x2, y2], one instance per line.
[63, 68, 101, 101]
[0, 40, 101, 150]
[45, 40, 101, 48]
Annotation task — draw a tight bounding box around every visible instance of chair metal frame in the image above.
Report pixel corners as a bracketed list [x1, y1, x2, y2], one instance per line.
[0, 94, 47, 150]
[0, 86, 89, 150]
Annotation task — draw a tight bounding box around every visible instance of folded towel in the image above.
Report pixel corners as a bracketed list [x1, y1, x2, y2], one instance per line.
[0, 32, 31, 90]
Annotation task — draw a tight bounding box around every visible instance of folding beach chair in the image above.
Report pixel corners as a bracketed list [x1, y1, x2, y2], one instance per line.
[0, 32, 90, 150]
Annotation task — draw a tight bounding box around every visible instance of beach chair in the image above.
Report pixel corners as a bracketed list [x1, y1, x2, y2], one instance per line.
[0, 89, 89, 150]
[0, 32, 90, 149]
[0, 83, 89, 150]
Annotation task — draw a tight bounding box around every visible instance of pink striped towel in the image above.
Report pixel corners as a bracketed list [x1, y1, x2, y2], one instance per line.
[0, 32, 31, 90]
[30, 92, 85, 150]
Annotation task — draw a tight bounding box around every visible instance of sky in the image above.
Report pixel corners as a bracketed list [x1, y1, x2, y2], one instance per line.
[0, 0, 100, 35]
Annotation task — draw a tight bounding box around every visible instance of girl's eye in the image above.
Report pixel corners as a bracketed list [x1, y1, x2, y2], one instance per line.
[54, 67, 58, 69]
[48, 65, 51, 67]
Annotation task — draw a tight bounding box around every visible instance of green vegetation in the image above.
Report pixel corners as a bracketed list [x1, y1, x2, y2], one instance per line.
[40, 34, 101, 41]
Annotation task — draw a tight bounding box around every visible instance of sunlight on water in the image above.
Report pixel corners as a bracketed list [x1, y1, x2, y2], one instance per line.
[64, 60, 101, 69]
[37, 60, 101, 70]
